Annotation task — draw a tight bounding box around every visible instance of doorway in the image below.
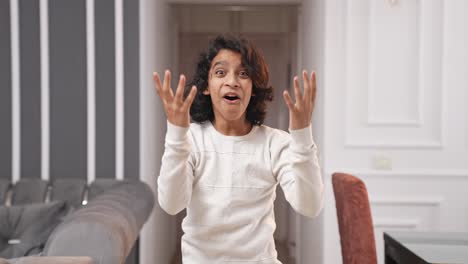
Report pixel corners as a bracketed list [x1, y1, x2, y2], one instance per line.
[170, 4, 300, 264]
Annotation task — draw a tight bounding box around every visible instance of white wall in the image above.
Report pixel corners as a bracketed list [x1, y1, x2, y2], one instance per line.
[297, 0, 326, 263]
[140, 0, 468, 263]
[139, 0, 178, 263]
[322, 0, 468, 263]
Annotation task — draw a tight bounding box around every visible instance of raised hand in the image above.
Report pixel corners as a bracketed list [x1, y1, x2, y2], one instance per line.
[153, 70, 197, 127]
[282, 70, 317, 130]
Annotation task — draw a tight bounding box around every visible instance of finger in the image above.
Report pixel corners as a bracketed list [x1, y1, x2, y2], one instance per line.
[153, 72, 163, 97]
[282, 90, 295, 111]
[162, 70, 174, 99]
[293, 76, 303, 104]
[311, 71, 317, 104]
[183, 86, 197, 110]
[175, 74, 186, 104]
[302, 70, 311, 104]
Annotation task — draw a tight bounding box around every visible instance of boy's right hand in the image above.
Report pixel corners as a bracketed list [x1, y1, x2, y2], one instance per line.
[153, 70, 197, 127]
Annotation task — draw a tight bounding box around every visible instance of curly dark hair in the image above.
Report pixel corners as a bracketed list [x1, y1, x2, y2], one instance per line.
[185, 35, 273, 126]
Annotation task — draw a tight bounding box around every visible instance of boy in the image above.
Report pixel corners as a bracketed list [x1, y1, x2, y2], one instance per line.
[154, 35, 323, 263]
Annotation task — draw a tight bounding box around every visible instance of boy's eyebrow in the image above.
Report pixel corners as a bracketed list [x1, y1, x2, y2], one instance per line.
[212, 61, 228, 67]
[212, 60, 245, 69]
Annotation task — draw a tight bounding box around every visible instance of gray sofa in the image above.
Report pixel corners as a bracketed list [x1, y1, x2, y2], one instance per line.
[0, 178, 154, 264]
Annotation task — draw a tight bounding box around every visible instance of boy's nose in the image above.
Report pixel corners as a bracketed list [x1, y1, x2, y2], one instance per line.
[225, 73, 240, 88]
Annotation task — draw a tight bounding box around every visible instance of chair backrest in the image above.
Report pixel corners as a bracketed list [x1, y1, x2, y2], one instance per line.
[332, 172, 377, 264]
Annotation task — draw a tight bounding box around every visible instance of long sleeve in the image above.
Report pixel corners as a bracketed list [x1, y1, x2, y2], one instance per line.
[272, 125, 324, 218]
[157, 121, 195, 215]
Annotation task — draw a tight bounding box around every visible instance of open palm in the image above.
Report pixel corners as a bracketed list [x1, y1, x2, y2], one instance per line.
[153, 70, 197, 127]
[282, 70, 317, 130]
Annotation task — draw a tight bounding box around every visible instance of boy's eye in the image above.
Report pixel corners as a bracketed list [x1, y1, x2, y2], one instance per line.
[215, 69, 225, 75]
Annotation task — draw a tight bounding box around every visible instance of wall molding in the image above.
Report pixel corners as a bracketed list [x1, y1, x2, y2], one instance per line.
[370, 195, 444, 207]
[373, 217, 420, 229]
[115, 0, 124, 180]
[40, 0, 50, 181]
[11, 0, 20, 183]
[366, 119, 422, 127]
[343, 140, 443, 149]
[86, 0, 95, 184]
[326, 169, 468, 179]
[366, 0, 423, 127]
[343, 0, 444, 149]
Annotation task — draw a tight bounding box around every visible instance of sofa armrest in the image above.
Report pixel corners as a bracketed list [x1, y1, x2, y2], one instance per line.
[7, 256, 94, 264]
[42, 181, 154, 264]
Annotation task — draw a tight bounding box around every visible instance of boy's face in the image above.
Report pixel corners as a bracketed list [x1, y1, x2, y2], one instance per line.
[203, 49, 253, 124]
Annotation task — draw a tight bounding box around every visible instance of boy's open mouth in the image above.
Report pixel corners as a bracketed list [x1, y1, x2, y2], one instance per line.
[223, 95, 240, 101]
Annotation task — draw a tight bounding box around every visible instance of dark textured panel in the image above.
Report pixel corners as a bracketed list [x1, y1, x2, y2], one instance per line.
[124, 0, 139, 180]
[19, 0, 41, 179]
[49, 0, 87, 180]
[0, 1, 12, 180]
[95, 0, 116, 179]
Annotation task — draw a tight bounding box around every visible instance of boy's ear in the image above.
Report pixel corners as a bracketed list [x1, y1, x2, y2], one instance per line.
[202, 89, 210, 95]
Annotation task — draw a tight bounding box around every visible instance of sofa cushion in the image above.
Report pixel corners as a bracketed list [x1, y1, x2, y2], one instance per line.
[11, 179, 48, 206]
[43, 181, 154, 264]
[50, 179, 87, 209]
[0, 180, 10, 205]
[8, 256, 94, 264]
[87, 179, 122, 201]
[0, 201, 69, 258]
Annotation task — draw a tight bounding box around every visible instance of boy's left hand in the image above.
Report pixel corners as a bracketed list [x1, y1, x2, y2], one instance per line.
[283, 70, 317, 130]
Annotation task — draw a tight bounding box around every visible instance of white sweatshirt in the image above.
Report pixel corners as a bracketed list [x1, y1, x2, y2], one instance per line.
[158, 121, 324, 264]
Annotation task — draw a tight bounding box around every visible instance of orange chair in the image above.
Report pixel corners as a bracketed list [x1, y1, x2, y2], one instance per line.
[332, 172, 378, 264]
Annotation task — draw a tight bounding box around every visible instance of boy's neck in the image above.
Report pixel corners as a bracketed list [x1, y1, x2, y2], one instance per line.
[212, 118, 252, 136]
